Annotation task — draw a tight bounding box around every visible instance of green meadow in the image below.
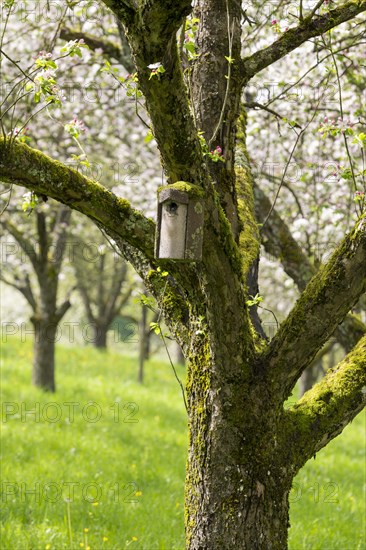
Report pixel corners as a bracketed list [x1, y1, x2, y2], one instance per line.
[0, 338, 365, 549]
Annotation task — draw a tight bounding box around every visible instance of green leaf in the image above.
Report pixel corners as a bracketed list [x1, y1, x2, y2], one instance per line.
[224, 55, 235, 64]
[144, 130, 154, 143]
[352, 133, 366, 148]
[184, 42, 195, 54]
[246, 293, 263, 307]
[149, 322, 161, 335]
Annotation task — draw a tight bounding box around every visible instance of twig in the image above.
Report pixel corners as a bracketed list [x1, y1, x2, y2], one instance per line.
[0, 48, 35, 83]
[0, 184, 13, 216]
[325, 35, 360, 213]
[160, 331, 188, 413]
[261, 78, 328, 229]
[245, 101, 302, 129]
[299, 0, 304, 21]
[156, 279, 188, 413]
[208, 0, 234, 148]
[259, 305, 279, 332]
[309, 0, 327, 20]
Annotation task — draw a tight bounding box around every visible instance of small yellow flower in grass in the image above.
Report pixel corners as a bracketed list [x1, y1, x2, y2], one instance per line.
[135, 491, 142, 497]
[176, 502, 180, 507]
[132, 537, 138, 542]
[45, 545, 51, 549]
[80, 544, 84, 548]
[102, 537, 108, 542]
[92, 502, 99, 507]
[84, 528, 89, 533]
[86, 547, 91, 550]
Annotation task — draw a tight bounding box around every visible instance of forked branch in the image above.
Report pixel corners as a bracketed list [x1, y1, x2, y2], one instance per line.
[282, 335, 366, 470]
[262, 215, 366, 400]
[242, 0, 366, 81]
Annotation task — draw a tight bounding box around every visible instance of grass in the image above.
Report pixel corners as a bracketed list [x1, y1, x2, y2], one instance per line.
[0, 337, 365, 549]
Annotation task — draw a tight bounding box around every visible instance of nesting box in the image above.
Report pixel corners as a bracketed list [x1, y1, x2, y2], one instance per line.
[155, 183, 204, 261]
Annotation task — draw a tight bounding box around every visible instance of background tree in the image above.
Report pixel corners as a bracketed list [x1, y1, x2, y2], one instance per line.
[0, 0, 159, 383]
[69, 222, 135, 349]
[1, 0, 366, 548]
[0, 197, 72, 391]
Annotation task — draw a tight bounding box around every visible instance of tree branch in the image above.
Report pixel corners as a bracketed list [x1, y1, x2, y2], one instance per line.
[0, 272, 36, 310]
[191, 0, 244, 235]
[0, 139, 195, 344]
[55, 299, 72, 323]
[253, 183, 366, 352]
[100, 0, 136, 27]
[245, 102, 302, 128]
[103, 0, 204, 185]
[59, 28, 134, 72]
[115, 283, 134, 315]
[0, 217, 39, 275]
[0, 138, 155, 259]
[253, 183, 314, 292]
[36, 211, 48, 271]
[283, 335, 366, 470]
[76, 281, 95, 325]
[261, 215, 366, 400]
[105, 266, 129, 321]
[242, 0, 366, 81]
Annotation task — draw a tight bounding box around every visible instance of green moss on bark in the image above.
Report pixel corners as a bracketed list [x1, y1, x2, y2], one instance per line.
[157, 181, 205, 198]
[185, 334, 212, 546]
[281, 335, 366, 469]
[146, 268, 189, 330]
[0, 138, 156, 258]
[235, 109, 261, 277]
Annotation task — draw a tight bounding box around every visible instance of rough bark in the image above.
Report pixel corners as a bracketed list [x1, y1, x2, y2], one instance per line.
[0, 139, 155, 258]
[60, 27, 133, 70]
[191, 0, 243, 236]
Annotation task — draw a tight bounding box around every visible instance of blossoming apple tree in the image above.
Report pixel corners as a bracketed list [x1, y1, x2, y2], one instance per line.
[1, 0, 366, 547]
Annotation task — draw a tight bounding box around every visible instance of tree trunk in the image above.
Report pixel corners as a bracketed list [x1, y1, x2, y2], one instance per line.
[185, 336, 294, 549]
[92, 324, 108, 349]
[186, 356, 294, 550]
[187, 468, 291, 549]
[31, 318, 57, 392]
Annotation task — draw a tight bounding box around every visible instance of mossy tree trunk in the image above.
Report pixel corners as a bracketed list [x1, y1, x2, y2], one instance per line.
[1, 0, 366, 546]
